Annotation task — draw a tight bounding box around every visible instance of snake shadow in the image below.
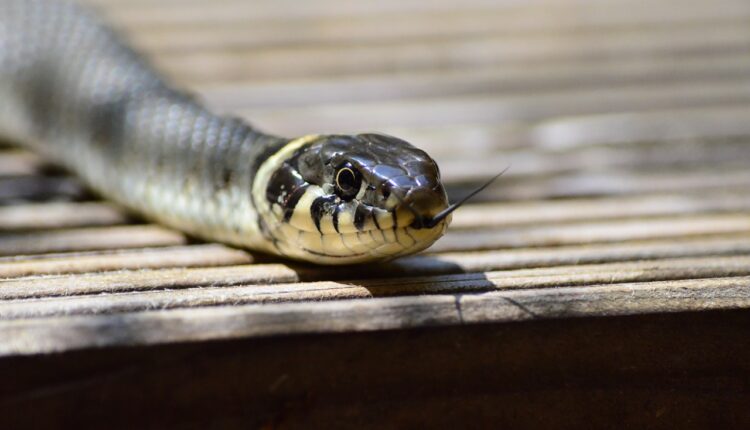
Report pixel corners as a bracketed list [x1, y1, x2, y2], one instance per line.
[273, 253, 491, 299]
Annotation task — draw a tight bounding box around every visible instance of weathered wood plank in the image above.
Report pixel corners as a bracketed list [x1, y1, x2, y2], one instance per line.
[459, 169, 750, 200]
[93, 0, 750, 32]
[153, 23, 750, 82]
[433, 213, 750, 253]
[1, 255, 748, 308]
[1, 310, 749, 430]
[450, 192, 750, 229]
[382, 105, 750, 157]
[236, 79, 750, 135]
[0, 202, 128, 231]
[2, 275, 750, 355]
[91, 0, 639, 26]
[0, 244, 253, 278]
[123, 9, 750, 53]
[198, 55, 750, 108]
[533, 105, 750, 149]
[392, 234, 750, 274]
[2, 233, 749, 281]
[0, 226, 186, 256]
[0, 264, 300, 300]
[437, 140, 750, 182]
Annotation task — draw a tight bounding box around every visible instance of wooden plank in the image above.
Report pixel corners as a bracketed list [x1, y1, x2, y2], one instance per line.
[235, 79, 750, 135]
[1, 310, 749, 429]
[452, 168, 750, 199]
[433, 213, 750, 253]
[0, 226, 186, 256]
[532, 105, 750, 149]
[390, 234, 750, 274]
[1, 256, 749, 318]
[92, 0, 750, 32]
[449, 192, 750, 229]
[0, 202, 128, 231]
[197, 54, 750, 108]
[378, 104, 750, 157]
[1, 233, 749, 282]
[91, 0, 637, 26]
[0, 264, 300, 300]
[152, 23, 750, 82]
[122, 8, 750, 53]
[2, 275, 750, 355]
[0, 244, 253, 279]
[437, 139, 750, 181]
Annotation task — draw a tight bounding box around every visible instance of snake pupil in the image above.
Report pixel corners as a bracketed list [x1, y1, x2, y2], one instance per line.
[335, 163, 361, 200]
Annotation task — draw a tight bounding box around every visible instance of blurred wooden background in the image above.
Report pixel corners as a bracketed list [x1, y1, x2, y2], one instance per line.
[2, 0, 750, 428]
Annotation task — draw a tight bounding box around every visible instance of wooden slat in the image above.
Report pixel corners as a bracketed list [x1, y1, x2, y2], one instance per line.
[122, 8, 750, 53]
[433, 214, 750, 253]
[2, 275, 750, 355]
[403, 234, 750, 273]
[0, 244, 253, 279]
[448, 169, 750, 201]
[236, 79, 750, 135]
[197, 54, 750, 108]
[1, 233, 748, 283]
[0, 202, 128, 231]
[1, 256, 748, 317]
[438, 140, 750, 181]
[449, 192, 750, 229]
[0, 225, 186, 256]
[91, 0, 637, 26]
[93, 0, 750, 31]
[153, 23, 750, 82]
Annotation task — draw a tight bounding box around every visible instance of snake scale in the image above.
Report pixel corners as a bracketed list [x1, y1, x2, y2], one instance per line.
[0, 0, 458, 264]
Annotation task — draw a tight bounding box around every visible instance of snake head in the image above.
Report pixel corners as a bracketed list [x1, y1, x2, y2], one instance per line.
[255, 133, 451, 264]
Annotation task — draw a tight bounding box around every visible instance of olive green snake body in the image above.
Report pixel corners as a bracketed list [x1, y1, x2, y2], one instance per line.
[0, 0, 452, 264]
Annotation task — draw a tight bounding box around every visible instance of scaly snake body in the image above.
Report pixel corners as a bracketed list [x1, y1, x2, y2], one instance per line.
[0, 0, 451, 264]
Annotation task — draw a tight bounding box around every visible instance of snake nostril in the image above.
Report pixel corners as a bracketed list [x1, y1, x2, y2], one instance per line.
[405, 188, 446, 219]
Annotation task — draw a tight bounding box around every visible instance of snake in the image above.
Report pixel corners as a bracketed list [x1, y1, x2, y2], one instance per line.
[0, 0, 468, 265]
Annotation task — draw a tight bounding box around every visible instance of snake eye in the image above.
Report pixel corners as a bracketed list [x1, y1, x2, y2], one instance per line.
[335, 163, 361, 201]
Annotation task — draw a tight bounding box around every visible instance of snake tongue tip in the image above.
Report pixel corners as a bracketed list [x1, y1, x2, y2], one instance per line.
[423, 165, 510, 228]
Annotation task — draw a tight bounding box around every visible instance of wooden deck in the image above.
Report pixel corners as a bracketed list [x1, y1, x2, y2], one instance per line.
[2, 0, 750, 427]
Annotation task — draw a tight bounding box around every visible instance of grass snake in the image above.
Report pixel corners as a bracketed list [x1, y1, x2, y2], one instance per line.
[0, 0, 461, 264]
